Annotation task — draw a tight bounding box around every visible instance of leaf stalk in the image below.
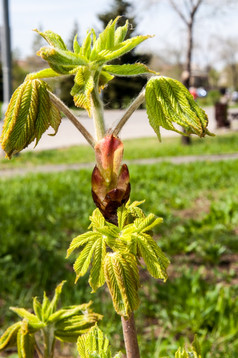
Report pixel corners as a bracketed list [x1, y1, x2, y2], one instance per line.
[48, 90, 95, 147]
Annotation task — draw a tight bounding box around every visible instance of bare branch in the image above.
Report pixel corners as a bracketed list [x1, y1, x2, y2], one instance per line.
[169, 0, 189, 25]
[191, 0, 203, 18]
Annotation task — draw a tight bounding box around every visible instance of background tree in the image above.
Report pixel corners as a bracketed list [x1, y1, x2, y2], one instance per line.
[98, 0, 151, 108]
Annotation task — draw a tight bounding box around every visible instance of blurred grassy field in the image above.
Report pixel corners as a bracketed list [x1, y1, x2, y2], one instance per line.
[0, 157, 238, 357]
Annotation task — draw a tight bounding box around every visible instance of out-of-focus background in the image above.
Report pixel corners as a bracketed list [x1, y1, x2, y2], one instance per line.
[0, 1, 238, 357]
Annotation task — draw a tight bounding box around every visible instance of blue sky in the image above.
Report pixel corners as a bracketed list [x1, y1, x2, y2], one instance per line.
[3, 0, 238, 67]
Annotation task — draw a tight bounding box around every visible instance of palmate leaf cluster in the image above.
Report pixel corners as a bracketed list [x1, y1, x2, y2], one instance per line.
[175, 336, 201, 358]
[0, 282, 102, 357]
[32, 17, 155, 115]
[145, 76, 214, 140]
[67, 201, 170, 317]
[77, 325, 122, 358]
[0, 79, 61, 158]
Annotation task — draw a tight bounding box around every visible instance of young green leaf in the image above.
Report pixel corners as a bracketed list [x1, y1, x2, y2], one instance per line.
[98, 70, 114, 90]
[114, 20, 128, 45]
[77, 326, 113, 358]
[104, 252, 140, 317]
[47, 280, 66, 317]
[17, 321, 35, 358]
[89, 237, 107, 292]
[37, 47, 88, 74]
[32, 297, 42, 321]
[136, 233, 170, 281]
[96, 35, 152, 63]
[0, 79, 61, 158]
[71, 66, 94, 115]
[34, 29, 67, 50]
[90, 17, 119, 60]
[175, 335, 201, 358]
[26, 68, 61, 80]
[73, 34, 81, 54]
[55, 313, 102, 343]
[73, 240, 98, 282]
[0, 322, 22, 351]
[67, 232, 100, 257]
[41, 291, 51, 322]
[145, 76, 214, 140]
[103, 63, 156, 77]
[80, 30, 93, 58]
[48, 302, 93, 323]
[9, 308, 43, 330]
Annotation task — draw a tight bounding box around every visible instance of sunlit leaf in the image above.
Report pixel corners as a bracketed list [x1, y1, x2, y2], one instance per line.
[0, 79, 61, 158]
[55, 312, 102, 343]
[77, 326, 113, 358]
[34, 29, 67, 50]
[146, 76, 214, 140]
[137, 233, 170, 281]
[89, 238, 107, 292]
[37, 47, 88, 74]
[0, 322, 22, 351]
[73, 34, 81, 54]
[71, 66, 94, 115]
[104, 252, 140, 317]
[175, 335, 201, 358]
[17, 321, 35, 358]
[10, 308, 43, 330]
[26, 68, 61, 80]
[103, 63, 156, 77]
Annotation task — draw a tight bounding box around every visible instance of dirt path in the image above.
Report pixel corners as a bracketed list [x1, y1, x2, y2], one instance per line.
[1, 153, 238, 178]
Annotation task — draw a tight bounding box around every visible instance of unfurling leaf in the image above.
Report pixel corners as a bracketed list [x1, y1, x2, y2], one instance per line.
[37, 47, 88, 74]
[0, 79, 61, 158]
[145, 76, 214, 140]
[55, 311, 103, 343]
[71, 66, 94, 115]
[9, 307, 44, 330]
[103, 63, 156, 77]
[77, 326, 116, 358]
[175, 335, 201, 358]
[34, 29, 67, 50]
[26, 68, 61, 80]
[0, 322, 22, 351]
[17, 321, 35, 358]
[104, 252, 140, 317]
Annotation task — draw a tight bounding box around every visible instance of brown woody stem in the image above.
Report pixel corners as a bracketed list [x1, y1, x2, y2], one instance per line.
[121, 313, 140, 358]
[48, 90, 95, 148]
[111, 88, 145, 137]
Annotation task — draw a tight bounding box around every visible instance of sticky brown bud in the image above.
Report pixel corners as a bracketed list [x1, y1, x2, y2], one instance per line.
[92, 135, 130, 224]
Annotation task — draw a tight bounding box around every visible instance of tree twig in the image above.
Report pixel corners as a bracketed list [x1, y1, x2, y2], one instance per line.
[48, 91, 95, 148]
[111, 88, 146, 137]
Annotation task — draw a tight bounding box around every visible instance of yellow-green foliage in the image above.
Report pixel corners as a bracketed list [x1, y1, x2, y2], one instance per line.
[0, 79, 61, 158]
[67, 201, 169, 317]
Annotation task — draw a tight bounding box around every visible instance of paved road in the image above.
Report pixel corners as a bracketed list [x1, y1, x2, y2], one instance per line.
[0, 107, 217, 153]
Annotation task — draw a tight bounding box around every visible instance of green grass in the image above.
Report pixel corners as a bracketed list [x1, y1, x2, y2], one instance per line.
[1, 132, 238, 170]
[0, 159, 238, 357]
